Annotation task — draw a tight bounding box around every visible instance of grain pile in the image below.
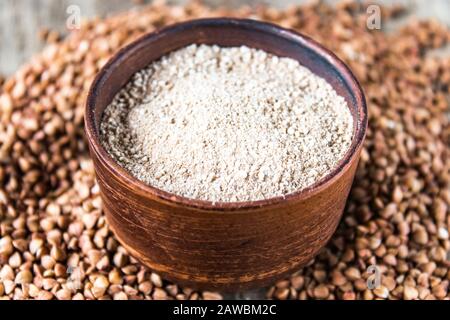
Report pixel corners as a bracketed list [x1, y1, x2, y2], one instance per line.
[100, 44, 353, 202]
[0, 1, 449, 300]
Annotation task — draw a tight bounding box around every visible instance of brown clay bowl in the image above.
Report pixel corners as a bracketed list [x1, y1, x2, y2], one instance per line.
[85, 18, 367, 291]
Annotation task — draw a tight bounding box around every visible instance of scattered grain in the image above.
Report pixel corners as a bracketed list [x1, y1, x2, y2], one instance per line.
[0, 0, 448, 301]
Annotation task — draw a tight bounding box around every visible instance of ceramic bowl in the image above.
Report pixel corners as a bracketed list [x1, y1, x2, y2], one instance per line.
[85, 18, 367, 291]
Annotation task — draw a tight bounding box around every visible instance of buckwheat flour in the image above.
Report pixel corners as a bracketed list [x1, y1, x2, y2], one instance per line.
[100, 44, 353, 202]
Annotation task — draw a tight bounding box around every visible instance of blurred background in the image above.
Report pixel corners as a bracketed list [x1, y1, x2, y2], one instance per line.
[1, 0, 449, 76]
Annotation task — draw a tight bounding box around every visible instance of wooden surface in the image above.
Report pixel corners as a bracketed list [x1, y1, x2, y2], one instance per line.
[85, 18, 367, 290]
[1, 0, 450, 76]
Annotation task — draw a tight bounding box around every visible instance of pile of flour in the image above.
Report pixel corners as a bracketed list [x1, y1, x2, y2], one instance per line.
[100, 44, 353, 202]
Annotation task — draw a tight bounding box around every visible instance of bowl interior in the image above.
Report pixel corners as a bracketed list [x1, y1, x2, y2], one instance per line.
[86, 18, 367, 208]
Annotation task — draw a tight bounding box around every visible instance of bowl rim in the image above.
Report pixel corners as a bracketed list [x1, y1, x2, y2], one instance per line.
[85, 17, 368, 211]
